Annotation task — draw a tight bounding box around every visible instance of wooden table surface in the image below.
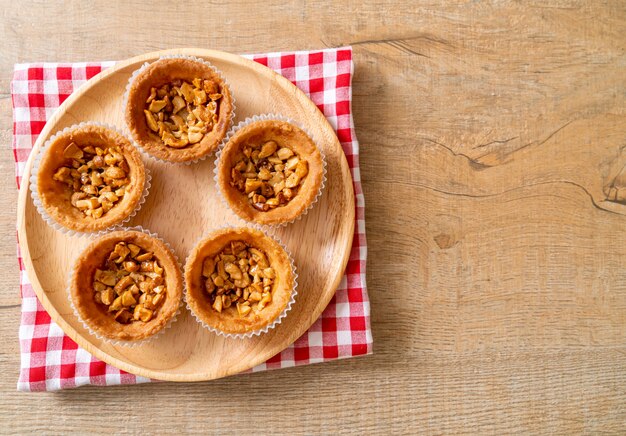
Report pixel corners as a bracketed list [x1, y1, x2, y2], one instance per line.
[1, 1, 625, 434]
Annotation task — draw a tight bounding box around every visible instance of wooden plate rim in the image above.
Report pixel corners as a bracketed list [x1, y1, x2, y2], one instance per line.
[16, 48, 355, 382]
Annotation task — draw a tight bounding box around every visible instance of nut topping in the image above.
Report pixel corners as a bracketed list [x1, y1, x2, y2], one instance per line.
[230, 141, 308, 211]
[53, 143, 130, 218]
[202, 241, 275, 317]
[144, 78, 222, 149]
[93, 242, 167, 324]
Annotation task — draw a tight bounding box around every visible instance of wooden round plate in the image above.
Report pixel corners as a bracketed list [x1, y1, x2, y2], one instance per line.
[16, 49, 355, 382]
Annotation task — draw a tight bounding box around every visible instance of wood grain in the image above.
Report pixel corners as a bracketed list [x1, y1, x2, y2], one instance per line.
[2, 0, 626, 434]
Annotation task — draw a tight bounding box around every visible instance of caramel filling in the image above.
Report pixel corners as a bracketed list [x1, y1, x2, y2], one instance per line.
[202, 241, 275, 317]
[93, 242, 167, 324]
[52, 143, 129, 219]
[143, 78, 222, 149]
[230, 140, 308, 211]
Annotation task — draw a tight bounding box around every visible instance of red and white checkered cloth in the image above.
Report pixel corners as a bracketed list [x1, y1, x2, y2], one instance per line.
[12, 47, 371, 391]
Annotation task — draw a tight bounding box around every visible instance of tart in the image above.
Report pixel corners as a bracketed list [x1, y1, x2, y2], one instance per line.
[70, 230, 183, 342]
[125, 57, 233, 163]
[36, 124, 146, 233]
[184, 227, 295, 335]
[217, 119, 324, 225]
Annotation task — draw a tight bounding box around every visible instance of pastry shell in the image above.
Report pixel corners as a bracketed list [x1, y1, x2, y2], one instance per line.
[217, 119, 324, 225]
[35, 124, 146, 234]
[70, 230, 183, 342]
[125, 57, 233, 163]
[184, 227, 296, 336]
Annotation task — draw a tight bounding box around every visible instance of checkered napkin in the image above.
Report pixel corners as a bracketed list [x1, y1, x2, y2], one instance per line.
[12, 47, 371, 391]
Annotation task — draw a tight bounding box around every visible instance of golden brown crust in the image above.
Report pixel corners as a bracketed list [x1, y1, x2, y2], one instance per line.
[184, 227, 295, 334]
[71, 230, 183, 341]
[37, 125, 145, 233]
[125, 58, 233, 163]
[217, 120, 323, 225]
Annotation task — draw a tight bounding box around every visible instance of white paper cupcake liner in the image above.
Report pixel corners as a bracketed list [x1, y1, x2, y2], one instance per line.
[184, 225, 298, 339]
[29, 121, 152, 238]
[67, 225, 184, 347]
[213, 113, 327, 229]
[122, 54, 236, 166]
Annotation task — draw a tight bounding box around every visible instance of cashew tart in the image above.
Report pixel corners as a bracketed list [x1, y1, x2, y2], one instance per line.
[184, 227, 296, 335]
[217, 119, 324, 225]
[125, 57, 233, 163]
[35, 124, 146, 233]
[71, 230, 183, 342]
